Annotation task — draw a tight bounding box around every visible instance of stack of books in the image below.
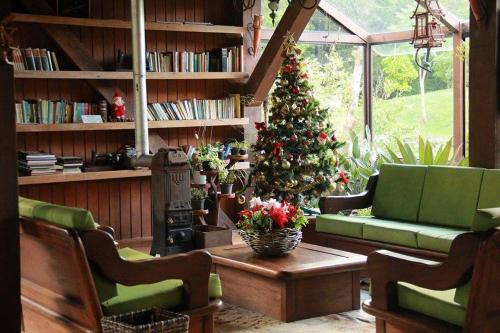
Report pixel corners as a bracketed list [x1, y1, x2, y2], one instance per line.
[18, 151, 57, 176]
[146, 94, 241, 121]
[11, 47, 60, 71]
[56, 156, 83, 174]
[145, 47, 243, 73]
[15, 100, 99, 124]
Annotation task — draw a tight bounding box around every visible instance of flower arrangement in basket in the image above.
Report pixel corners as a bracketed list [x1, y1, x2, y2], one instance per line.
[237, 198, 308, 256]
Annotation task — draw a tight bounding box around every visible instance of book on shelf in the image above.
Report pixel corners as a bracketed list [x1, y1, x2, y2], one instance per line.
[15, 99, 99, 124]
[11, 47, 60, 71]
[143, 47, 243, 73]
[146, 94, 241, 121]
[56, 156, 83, 174]
[18, 151, 57, 176]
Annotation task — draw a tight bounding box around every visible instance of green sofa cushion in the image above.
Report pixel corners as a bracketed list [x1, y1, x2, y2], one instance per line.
[397, 282, 465, 327]
[19, 196, 96, 231]
[372, 164, 428, 222]
[477, 169, 500, 209]
[416, 227, 468, 253]
[471, 208, 500, 232]
[99, 248, 222, 315]
[91, 264, 119, 303]
[362, 220, 422, 248]
[454, 281, 471, 307]
[418, 166, 484, 228]
[316, 215, 376, 238]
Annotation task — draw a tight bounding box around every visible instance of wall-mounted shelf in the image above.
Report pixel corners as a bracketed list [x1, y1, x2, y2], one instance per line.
[16, 118, 250, 132]
[18, 169, 151, 186]
[18, 162, 250, 186]
[5, 13, 246, 35]
[14, 70, 248, 81]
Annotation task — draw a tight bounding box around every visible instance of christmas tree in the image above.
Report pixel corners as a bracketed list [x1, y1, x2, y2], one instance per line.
[250, 34, 348, 206]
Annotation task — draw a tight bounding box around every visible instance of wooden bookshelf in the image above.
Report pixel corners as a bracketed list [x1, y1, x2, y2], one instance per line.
[14, 71, 249, 80]
[18, 162, 250, 186]
[16, 118, 250, 132]
[18, 169, 152, 186]
[5, 13, 247, 35]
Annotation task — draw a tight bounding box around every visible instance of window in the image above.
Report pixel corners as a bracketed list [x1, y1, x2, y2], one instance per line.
[372, 40, 454, 148]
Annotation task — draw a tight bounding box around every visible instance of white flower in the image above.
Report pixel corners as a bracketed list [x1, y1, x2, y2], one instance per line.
[249, 197, 263, 208]
[264, 198, 281, 210]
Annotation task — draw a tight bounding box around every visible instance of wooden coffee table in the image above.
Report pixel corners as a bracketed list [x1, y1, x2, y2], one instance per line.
[208, 243, 366, 322]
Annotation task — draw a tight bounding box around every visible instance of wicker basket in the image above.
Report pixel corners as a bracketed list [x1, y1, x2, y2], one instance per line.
[101, 308, 189, 333]
[239, 228, 302, 256]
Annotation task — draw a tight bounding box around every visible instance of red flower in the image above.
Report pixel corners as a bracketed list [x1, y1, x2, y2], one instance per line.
[238, 210, 252, 218]
[282, 65, 293, 73]
[269, 207, 288, 229]
[287, 204, 297, 219]
[339, 171, 350, 185]
[255, 122, 266, 131]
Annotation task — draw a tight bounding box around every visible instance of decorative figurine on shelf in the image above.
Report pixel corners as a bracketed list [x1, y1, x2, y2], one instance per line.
[111, 90, 126, 122]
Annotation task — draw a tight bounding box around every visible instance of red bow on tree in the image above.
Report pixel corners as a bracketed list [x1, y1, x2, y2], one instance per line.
[272, 142, 284, 155]
[338, 171, 350, 185]
[255, 122, 267, 131]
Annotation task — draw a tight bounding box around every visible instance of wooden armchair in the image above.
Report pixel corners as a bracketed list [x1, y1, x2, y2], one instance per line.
[20, 217, 222, 333]
[363, 229, 500, 333]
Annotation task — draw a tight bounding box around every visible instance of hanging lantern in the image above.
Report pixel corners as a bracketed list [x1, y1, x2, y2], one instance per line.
[410, 0, 445, 72]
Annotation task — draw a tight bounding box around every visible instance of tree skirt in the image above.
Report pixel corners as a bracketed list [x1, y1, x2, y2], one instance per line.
[214, 290, 374, 333]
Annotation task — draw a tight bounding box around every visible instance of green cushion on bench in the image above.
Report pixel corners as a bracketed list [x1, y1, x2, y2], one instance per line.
[417, 227, 468, 253]
[316, 215, 376, 238]
[477, 169, 500, 209]
[418, 166, 484, 228]
[397, 282, 466, 327]
[99, 247, 222, 315]
[362, 220, 421, 248]
[372, 164, 427, 222]
[19, 196, 96, 231]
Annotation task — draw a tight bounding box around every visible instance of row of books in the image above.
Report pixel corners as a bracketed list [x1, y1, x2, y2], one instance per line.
[145, 47, 243, 73]
[146, 95, 241, 121]
[15, 100, 99, 124]
[11, 47, 60, 71]
[18, 151, 84, 176]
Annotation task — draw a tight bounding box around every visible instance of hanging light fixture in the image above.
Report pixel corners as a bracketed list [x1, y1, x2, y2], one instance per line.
[233, 1, 318, 26]
[410, 0, 445, 72]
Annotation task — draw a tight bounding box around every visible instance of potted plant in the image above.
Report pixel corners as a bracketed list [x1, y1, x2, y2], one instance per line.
[197, 144, 224, 171]
[219, 169, 237, 194]
[230, 141, 250, 156]
[190, 154, 207, 185]
[191, 188, 208, 210]
[237, 198, 308, 256]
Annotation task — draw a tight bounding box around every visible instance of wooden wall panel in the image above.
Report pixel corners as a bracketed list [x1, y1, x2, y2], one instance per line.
[16, 0, 245, 240]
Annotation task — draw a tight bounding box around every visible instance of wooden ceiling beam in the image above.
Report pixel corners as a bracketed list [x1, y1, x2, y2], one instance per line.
[245, 0, 319, 105]
[317, 1, 368, 41]
[261, 29, 365, 44]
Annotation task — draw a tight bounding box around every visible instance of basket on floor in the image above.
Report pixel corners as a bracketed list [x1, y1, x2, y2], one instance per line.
[239, 228, 302, 256]
[101, 308, 189, 333]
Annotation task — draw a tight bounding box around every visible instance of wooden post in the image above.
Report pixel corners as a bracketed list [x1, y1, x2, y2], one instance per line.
[452, 25, 465, 156]
[364, 43, 373, 137]
[0, 2, 21, 330]
[245, 0, 320, 104]
[469, 0, 500, 168]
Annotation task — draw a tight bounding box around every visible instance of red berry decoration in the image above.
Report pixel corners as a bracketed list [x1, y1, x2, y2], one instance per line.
[292, 86, 300, 94]
[303, 99, 309, 106]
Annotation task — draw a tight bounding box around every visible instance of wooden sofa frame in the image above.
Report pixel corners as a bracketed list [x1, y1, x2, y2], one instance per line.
[20, 218, 222, 333]
[317, 174, 448, 261]
[363, 229, 500, 333]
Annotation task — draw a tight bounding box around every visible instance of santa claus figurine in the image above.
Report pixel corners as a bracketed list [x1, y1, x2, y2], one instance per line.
[112, 90, 126, 122]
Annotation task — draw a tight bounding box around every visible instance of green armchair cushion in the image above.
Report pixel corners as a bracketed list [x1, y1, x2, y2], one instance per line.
[316, 215, 377, 238]
[477, 169, 500, 209]
[418, 166, 484, 228]
[454, 281, 471, 307]
[416, 227, 468, 253]
[99, 247, 222, 315]
[397, 282, 466, 327]
[471, 208, 500, 232]
[19, 196, 96, 231]
[372, 164, 428, 222]
[362, 220, 422, 248]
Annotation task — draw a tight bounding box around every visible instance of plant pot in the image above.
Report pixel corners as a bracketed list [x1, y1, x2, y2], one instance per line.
[192, 171, 207, 185]
[239, 149, 247, 155]
[220, 183, 234, 194]
[202, 161, 212, 171]
[239, 228, 302, 257]
[230, 147, 239, 155]
[191, 199, 205, 211]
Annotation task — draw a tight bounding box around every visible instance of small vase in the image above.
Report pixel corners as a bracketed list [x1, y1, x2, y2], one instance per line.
[192, 171, 207, 185]
[220, 183, 233, 194]
[191, 199, 205, 211]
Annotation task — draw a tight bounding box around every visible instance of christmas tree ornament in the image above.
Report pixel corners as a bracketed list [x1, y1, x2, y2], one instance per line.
[281, 160, 291, 169]
[280, 79, 289, 86]
[292, 86, 300, 94]
[237, 195, 246, 205]
[318, 132, 329, 145]
[328, 182, 337, 193]
[290, 134, 298, 141]
[286, 123, 294, 130]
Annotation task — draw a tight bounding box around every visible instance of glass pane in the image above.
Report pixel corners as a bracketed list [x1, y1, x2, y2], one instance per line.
[439, 0, 470, 20]
[372, 40, 454, 149]
[261, 1, 349, 33]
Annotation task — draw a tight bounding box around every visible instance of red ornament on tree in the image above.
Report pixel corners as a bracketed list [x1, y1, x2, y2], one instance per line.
[290, 134, 298, 141]
[111, 90, 126, 122]
[255, 122, 267, 131]
[282, 65, 293, 73]
[292, 86, 300, 94]
[303, 98, 309, 106]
